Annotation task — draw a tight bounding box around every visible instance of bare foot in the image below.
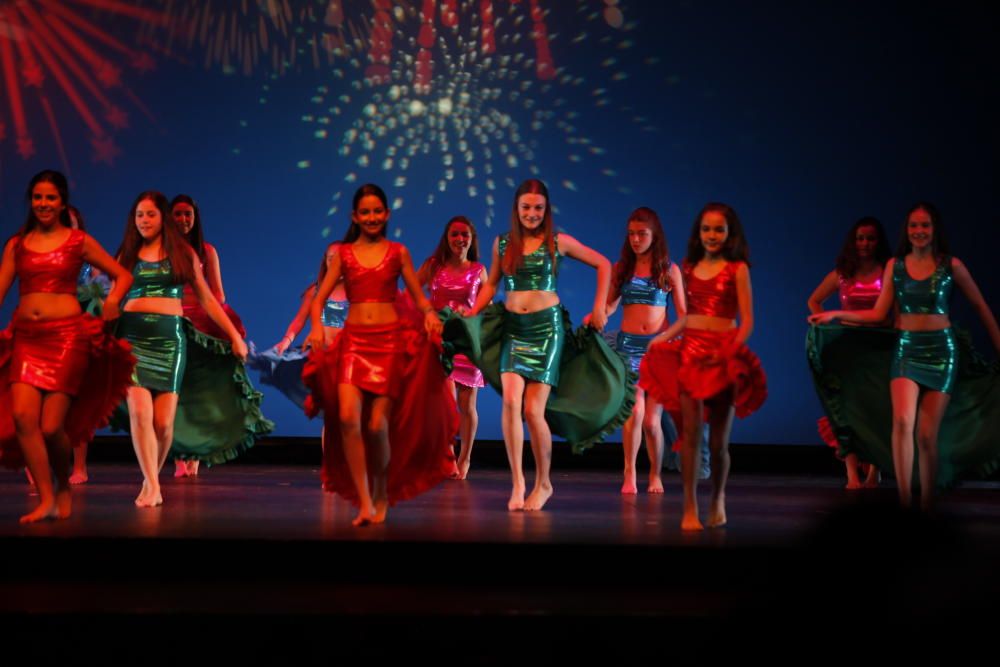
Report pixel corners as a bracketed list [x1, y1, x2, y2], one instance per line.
[621, 467, 637, 495]
[681, 509, 703, 531]
[187, 460, 200, 476]
[373, 499, 389, 524]
[173, 462, 189, 478]
[19, 500, 56, 524]
[54, 487, 72, 519]
[863, 468, 880, 488]
[134, 481, 157, 507]
[136, 489, 163, 508]
[507, 483, 526, 511]
[455, 458, 471, 481]
[845, 479, 863, 490]
[706, 500, 727, 528]
[647, 474, 664, 494]
[69, 470, 88, 485]
[352, 504, 377, 527]
[524, 483, 553, 511]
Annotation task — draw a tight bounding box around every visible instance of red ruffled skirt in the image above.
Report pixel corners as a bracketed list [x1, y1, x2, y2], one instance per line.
[639, 328, 767, 448]
[182, 288, 246, 339]
[302, 311, 459, 506]
[0, 314, 136, 468]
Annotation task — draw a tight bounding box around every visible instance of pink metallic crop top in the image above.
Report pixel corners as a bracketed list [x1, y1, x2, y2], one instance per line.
[684, 260, 740, 319]
[838, 272, 881, 311]
[340, 241, 402, 303]
[16, 229, 85, 296]
[430, 261, 484, 311]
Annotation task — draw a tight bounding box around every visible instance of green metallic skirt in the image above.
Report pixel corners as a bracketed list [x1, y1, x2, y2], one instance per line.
[441, 303, 636, 453]
[118, 312, 187, 393]
[891, 328, 957, 394]
[807, 324, 1000, 487]
[499, 305, 565, 386]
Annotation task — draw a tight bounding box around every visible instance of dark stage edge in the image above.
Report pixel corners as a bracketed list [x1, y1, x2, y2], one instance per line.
[3, 464, 999, 658]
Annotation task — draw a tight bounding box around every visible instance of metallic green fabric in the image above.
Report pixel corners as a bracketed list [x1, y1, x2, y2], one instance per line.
[498, 233, 560, 292]
[117, 312, 187, 393]
[499, 305, 564, 385]
[126, 259, 184, 300]
[893, 256, 952, 315]
[807, 323, 1000, 487]
[891, 328, 957, 393]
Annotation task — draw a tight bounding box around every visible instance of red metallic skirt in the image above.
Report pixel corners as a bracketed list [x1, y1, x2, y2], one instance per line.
[0, 314, 136, 468]
[302, 306, 458, 506]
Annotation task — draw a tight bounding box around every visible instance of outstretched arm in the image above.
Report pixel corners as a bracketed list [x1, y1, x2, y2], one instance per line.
[275, 287, 315, 353]
[400, 245, 442, 335]
[307, 249, 343, 350]
[467, 237, 501, 316]
[204, 244, 226, 303]
[807, 269, 839, 315]
[558, 233, 612, 331]
[809, 260, 895, 325]
[953, 257, 1000, 353]
[189, 248, 247, 360]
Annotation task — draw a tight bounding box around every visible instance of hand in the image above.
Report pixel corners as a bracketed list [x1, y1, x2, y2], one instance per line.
[305, 327, 325, 351]
[588, 307, 608, 332]
[808, 312, 837, 325]
[101, 299, 120, 321]
[424, 309, 443, 336]
[454, 305, 467, 316]
[231, 337, 249, 362]
[273, 336, 291, 355]
[582, 313, 592, 327]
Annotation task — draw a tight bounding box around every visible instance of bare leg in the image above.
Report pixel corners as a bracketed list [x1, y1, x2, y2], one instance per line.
[500, 373, 527, 511]
[173, 459, 189, 478]
[127, 387, 160, 507]
[187, 460, 200, 476]
[367, 395, 392, 524]
[523, 381, 554, 511]
[915, 390, 950, 512]
[620, 387, 644, 494]
[679, 392, 703, 531]
[844, 453, 862, 490]
[40, 392, 74, 519]
[705, 394, 735, 528]
[70, 441, 89, 484]
[863, 462, 881, 487]
[641, 392, 665, 493]
[338, 384, 376, 526]
[890, 378, 920, 508]
[11, 383, 56, 523]
[455, 385, 479, 480]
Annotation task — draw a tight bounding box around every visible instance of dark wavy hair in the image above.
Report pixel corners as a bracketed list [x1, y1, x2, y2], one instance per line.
[502, 178, 557, 277]
[171, 194, 207, 265]
[68, 206, 86, 232]
[19, 170, 73, 235]
[116, 191, 195, 284]
[613, 207, 672, 292]
[684, 202, 751, 267]
[897, 202, 950, 259]
[835, 216, 891, 278]
[343, 184, 390, 243]
[421, 215, 480, 279]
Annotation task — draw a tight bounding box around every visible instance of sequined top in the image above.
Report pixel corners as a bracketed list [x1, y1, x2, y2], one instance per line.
[684, 260, 740, 319]
[620, 266, 672, 308]
[430, 261, 485, 312]
[499, 233, 560, 293]
[838, 272, 882, 311]
[894, 256, 952, 315]
[340, 241, 402, 303]
[322, 299, 349, 328]
[126, 259, 185, 300]
[16, 229, 85, 296]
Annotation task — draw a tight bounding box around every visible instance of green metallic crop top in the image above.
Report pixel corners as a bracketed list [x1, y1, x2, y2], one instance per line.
[893, 256, 952, 315]
[126, 258, 185, 300]
[499, 233, 561, 292]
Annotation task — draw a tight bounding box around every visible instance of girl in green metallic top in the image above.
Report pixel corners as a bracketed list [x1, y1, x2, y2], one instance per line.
[811, 203, 1000, 510]
[115, 191, 249, 508]
[467, 179, 612, 512]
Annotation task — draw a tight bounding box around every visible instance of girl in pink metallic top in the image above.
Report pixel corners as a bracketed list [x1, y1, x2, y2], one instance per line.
[807, 217, 891, 489]
[419, 216, 488, 480]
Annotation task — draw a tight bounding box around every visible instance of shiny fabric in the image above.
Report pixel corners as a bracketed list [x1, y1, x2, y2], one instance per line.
[615, 331, 656, 375]
[338, 321, 403, 396]
[430, 262, 485, 388]
[340, 242, 402, 303]
[1, 313, 135, 469]
[807, 324, 1000, 486]
[684, 261, 740, 319]
[442, 303, 636, 453]
[117, 312, 187, 393]
[620, 274, 670, 307]
[891, 328, 957, 393]
[8, 315, 92, 394]
[894, 257, 952, 315]
[838, 273, 881, 310]
[126, 259, 185, 300]
[16, 229, 85, 296]
[499, 233, 560, 292]
[247, 345, 309, 409]
[181, 284, 247, 339]
[500, 305, 565, 386]
[321, 298, 349, 328]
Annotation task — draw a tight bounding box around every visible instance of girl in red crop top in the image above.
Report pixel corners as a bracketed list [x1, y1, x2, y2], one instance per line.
[303, 184, 456, 527]
[0, 170, 135, 523]
[639, 203, 766, 531]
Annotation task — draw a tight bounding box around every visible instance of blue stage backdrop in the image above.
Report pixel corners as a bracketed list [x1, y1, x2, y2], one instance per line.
[1, 1, 996, 444]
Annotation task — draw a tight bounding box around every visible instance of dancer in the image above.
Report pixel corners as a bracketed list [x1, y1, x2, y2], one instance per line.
[418, 216, 487, 480]
[462, 178, 627, 512]
[115, 191, 252, 507]
[807, 216, 891, 489]
[598, 207, 685, 494]
[302, 184, 457, 526]
[0, 170, 135, 522]
[640, 203, 767, 530]
[809, 203, 1000, 509]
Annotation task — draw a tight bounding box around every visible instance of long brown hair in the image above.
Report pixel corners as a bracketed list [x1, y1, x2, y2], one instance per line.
[116, 191, 195, 283]
[836, 216, 891, 278]
[613, 207, 672, 292]
[343, 184, 389, 243]
[171, 194, 207, 265]
[502, 179, 557, 276]
[421, 216, 480, 279]
[684, 202, 751, 267]
[19, 170, 73, 236]
[896, 202, 950, 260]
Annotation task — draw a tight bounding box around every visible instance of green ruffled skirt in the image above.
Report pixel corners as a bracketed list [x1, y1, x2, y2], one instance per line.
[806, 324, 1000, 487]
[112, 315, 273, 465]
[441, 303, 635, 453]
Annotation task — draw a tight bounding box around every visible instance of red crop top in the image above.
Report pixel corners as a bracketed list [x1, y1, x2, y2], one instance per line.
[341, 241, 402, 303]
[684, 260, 741, 320]
[16, 229, 85, 296]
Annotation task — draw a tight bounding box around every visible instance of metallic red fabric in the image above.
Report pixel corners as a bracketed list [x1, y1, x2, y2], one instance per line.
[338, 321, 403, 396]
[9, 314, 92, 394]
[340, 242, 402, 303]
[182, 285, 246, 339]
[16, 229, 85, 296]
[683, 260, 741, 320]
